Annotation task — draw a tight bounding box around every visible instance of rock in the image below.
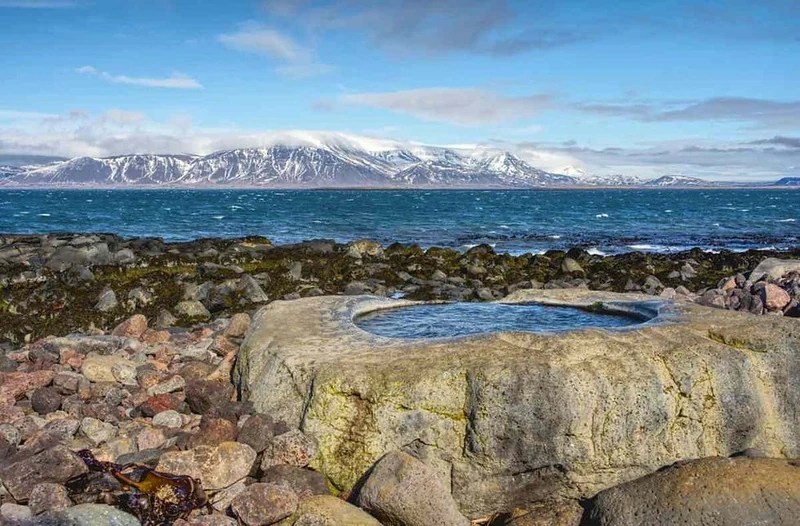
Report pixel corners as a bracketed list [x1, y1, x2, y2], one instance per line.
[135, 426, 167, 451]
[30, 387, 63, 415]
[237, 413, 277, 453]
[79, 417, 117, 446]
[344, 281, 372, 296]
[287, 261, 303, 281]
[138, 393, 184, 417]
[0, 503, 32, 523]
[277, 495, 381, 526]
[226, 313, 251, 338]
[0, 423, 21, 447]
[750, 257, 800, 282]
[185, 380, 235, 415]
[239, 275, 270, 304]
[147, 375, 186, 396]
[260, 465, 329, 498]
[111, 315, 148, 339]
[642, 275, 663, 295]
[560, 258, 584, 275]
[502, 500, 584, 526]
[680, 262, 697, 280]
[116, 448, 164, 467]
[588, 456, 800, 525]
[43, 418, 81, 441]
[114, 248, 136, 265]
[477, 288, 494, 301]
[659, 287, 676, 299]
[431, 269, 448, 281]
[188, 417, 238, 448]
[155, 309, 178, 328]
[0, 445, 87, 501]
[0, 370, 55, 404]
[29, 482, 72, 515]
[175, 514, 238, 526]
[175, 300, 211, 320]
[80, 355, 137, 385]
[156, 442, 256, 491]
[355, 451, 470, 526]
[93, 436, 137, 463]
[95, 287, 118, 312]
[232, 483, 298, 526]
[261, 430, 319, 470]
[127, 287, 153, 308]
[235, 291, 800, 517]
[152, 409, 183, 429]
[762, 283, 791, 311]
[54, 503, 140, 525]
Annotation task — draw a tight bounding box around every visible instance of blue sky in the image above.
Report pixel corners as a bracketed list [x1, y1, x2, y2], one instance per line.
[0, 0, 799, 180]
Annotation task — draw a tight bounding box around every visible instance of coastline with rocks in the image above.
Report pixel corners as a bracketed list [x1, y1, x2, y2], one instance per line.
[1, 233, 800, 525]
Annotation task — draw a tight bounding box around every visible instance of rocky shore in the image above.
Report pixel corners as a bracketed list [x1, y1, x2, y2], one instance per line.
[0, 233, 799, 525]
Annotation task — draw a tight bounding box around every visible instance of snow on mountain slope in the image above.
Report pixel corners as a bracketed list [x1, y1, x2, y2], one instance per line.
[18, 154, 197, 184]
[579, 174, 644, 186]
[644, 175, 712, 187]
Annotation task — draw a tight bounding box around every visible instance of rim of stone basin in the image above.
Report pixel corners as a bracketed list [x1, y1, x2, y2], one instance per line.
[346, 290, 682, 344]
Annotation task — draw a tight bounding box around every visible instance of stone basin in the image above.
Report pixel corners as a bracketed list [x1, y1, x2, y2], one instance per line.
[234, 289, 800, 518]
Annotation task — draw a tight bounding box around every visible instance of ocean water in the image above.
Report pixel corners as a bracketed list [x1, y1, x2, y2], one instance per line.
[0, 188, 798, 254]
[356, 302, 642, 339]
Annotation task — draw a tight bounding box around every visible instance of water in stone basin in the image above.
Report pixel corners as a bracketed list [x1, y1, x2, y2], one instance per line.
[355, 302, 643, 339]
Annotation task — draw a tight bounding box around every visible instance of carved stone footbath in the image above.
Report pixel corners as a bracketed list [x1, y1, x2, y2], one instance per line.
[234, 289, 800, 518]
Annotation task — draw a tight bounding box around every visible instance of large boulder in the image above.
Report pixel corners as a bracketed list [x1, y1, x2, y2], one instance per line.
[587, 456, 800, 525]
[354, 450, 470, 526]
[235, 290, 800, 518]
[750, 257, 800, 282]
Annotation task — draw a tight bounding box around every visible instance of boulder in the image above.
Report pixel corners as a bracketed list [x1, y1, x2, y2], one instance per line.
[750, 257, 800, 282]
[762, 283, 791, 311]
[81, 355, 137, 385]
[235, 291, 800, 518]
[95, 288, 118, 312]
[355, 450, 470, 526]
[260, 465, 330, 498]
[28, 482, 72, 515]
[587, 456, 800, 525]
[260, 430, 319, 470]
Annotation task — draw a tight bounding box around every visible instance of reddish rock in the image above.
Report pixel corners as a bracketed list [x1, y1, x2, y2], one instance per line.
[0, 445, 87, 501]
[59, 349, 83, 370]
[185, 380, 235, 415]
[762, 284, 791, 311]
[188, 417, 238, 448]
[142, 329, 171, 345]
[0, 370, 55, 404]
[210, 335, 239, 357]
[111, 314, 148, 339]
[139, 393, 183, 417]
[225, 313, 251, 338]
[231, 483, 298, 526]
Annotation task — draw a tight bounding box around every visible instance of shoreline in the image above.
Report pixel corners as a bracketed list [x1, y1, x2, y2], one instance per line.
[1, 184, 798, 191]
[2, 232, 799, 346]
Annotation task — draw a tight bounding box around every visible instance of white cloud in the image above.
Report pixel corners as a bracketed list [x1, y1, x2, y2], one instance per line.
[217, 24, 332, 78]
[100, 109, 146, 127]
[341, 88, 551, 125]
[0, 110, 60, 120]
[76, 66, 203, 89]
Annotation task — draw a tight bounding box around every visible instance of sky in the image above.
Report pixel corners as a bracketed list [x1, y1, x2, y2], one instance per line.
[0, 0, 799, 180]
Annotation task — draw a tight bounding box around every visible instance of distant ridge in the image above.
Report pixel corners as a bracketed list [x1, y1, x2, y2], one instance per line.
[0, 133, 744, 188]
[774, 177, 800, 187]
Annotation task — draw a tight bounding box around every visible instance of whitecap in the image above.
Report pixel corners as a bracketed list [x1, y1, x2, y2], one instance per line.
[776, 218, 796, 222]
[549, 235, 561, 239]
[664, 209, 672, 213]
[587, 248, 607, 256]
[595, 213, 609, 218]
[38, 213, 51, 217]
[212, 216, 225, 220]
[500, 225, 510, 229]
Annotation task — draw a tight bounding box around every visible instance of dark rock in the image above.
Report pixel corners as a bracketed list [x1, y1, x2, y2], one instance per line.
[185, 380, 235, 415]
[116, 448, 166, 468]
[237, 414, 277, 453]
[30, 387, 63, 415]
[260, 465, 330, 498]
[188, 417, 238, 449]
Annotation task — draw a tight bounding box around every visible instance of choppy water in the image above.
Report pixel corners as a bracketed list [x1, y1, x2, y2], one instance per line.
[356, 303, 642, 339]
[1, 188, 798, 254]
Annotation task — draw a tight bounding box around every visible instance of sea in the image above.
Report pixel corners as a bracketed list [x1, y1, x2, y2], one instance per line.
[1, 188, 798, 255]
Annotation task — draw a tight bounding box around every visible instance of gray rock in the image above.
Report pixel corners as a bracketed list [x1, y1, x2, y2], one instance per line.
[54, 503, 140, 525]
[750, 257, 800, 282]
[0, 503, 32, 523]
[560, 258, 584, 275]
[279, 495, 381, 526]
[29, 482, 72, 515]
[287, 261, 303, 281]
[175, 300, 211, 320]
[237, 413, 276, 453]
[355, 451, 470, 526]
[643, 275, 663, 295]
[588, 456, 800, 525]
[79, 417, 117, 446]
[155, 309, 178, 328]
[95, 288, 118, 312]
[152, 409, 183, 429]
[225, 313, 251, 338]
[344, 281, 372, 295]
[0, 445, 87, 501]
[156, 442, 257, 491]
[260, 465, 329, 498]
[239, 275, 269, 304]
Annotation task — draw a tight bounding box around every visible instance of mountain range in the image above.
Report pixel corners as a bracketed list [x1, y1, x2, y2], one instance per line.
[0, 134, 787, 188]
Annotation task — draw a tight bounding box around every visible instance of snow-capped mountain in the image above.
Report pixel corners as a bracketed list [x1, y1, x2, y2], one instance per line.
[644, 175, 712, 187]
[2, 136, 579, 187]
[0, 133, 724, 188]
[578, 174, 645, 186]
